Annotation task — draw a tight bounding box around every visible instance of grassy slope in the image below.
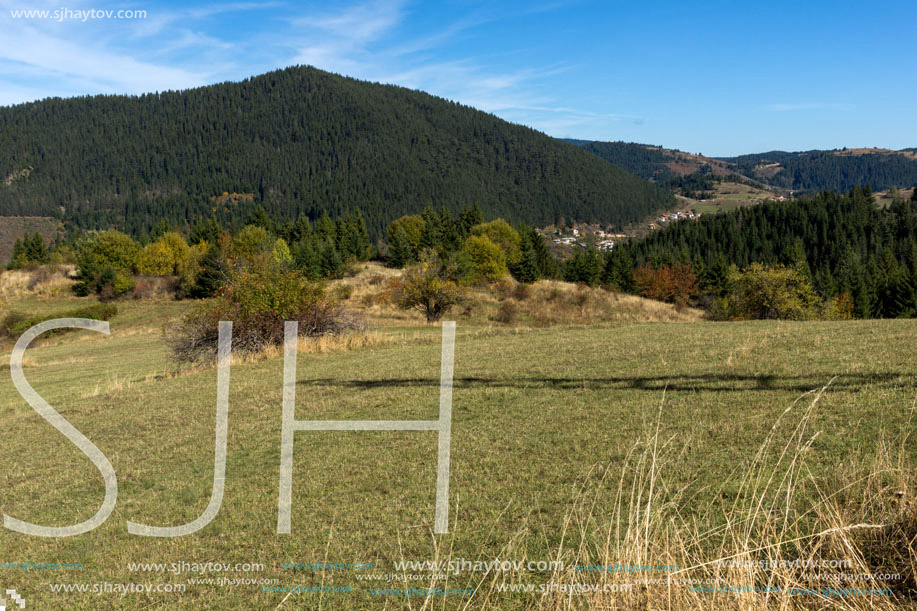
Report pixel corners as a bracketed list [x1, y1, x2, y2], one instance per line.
[0, 291, 915, 608]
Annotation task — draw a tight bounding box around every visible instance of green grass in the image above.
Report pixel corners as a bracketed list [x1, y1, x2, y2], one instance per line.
[0, 295, 915, 608]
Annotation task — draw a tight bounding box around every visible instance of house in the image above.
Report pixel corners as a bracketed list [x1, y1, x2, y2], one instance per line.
[597, 240, 615, 251]
[571, 228, 580, 236]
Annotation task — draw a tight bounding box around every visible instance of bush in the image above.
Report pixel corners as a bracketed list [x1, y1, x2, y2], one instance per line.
[73, 230, 140, 297]
[493, 301, 518, 324]
[165, 257, 362, 363]
[459, 235, 507, 283]
[392, 252, 467, 322]
[471, 220, 521, 267]
[632, 262, 698, 306]
[135, 232, 190, 276]
[333, 284, 354, 301]
[712, 263, 822, 320]
[0, 303, 118, 338]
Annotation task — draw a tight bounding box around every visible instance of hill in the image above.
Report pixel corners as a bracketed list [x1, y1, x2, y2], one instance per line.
[569, 140, 917, 194]
[563, 139, 744, 183]
[0, 216, 60, 265]
[608, 188, 917, 318]
[0, 66, 674, 239]
[719, 148, 917, 192]
[0, 277, 914, 608]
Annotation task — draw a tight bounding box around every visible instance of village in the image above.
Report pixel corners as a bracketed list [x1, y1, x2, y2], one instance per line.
[548, 208, 701, 253]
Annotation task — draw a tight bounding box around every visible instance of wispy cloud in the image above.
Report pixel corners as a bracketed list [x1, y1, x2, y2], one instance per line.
[0, 0, 638, 139]
[281, 1, 634, 136]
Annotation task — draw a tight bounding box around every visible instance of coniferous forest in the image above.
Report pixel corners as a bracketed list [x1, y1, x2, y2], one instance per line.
[606, 188, 917, 318]
[567, 139, 917, 193]
[0, 66, 674, 240]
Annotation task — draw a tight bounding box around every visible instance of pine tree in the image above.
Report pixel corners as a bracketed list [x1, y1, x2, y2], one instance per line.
[190, 244, 225, 298]
[292, 238, 321, 280]
[387, 227, 414, 268]
[512, 238, 540, 283]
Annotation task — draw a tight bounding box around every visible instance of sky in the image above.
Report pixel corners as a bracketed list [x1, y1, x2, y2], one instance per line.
[0, 0, 914, 156]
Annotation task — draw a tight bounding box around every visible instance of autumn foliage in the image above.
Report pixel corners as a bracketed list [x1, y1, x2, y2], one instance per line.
[631, 262, 698, 306]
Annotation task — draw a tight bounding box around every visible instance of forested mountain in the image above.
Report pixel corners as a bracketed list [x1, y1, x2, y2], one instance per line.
[719, 149, 917, 192]
[563, 140, 680, 181]
[607, 187, 917, 318]
[570, 140, 917, 193]
[565, 140, 758, 183]
[0, 66, 674, 239]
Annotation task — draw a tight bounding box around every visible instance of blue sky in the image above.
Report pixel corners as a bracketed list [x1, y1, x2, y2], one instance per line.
[0, 0, 914, 155]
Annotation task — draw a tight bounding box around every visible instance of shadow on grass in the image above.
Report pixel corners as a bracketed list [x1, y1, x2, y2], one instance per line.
[297, 372, 916, 393]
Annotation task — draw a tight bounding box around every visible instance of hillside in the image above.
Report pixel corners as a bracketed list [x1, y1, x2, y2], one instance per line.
[0, 276, 914, 608]
[0, 216, 60, 265]
[569, 140, 917, 194]
[0, 66, 674, 238]
[720, 148, 917, 192]
[563, 139, 745, 183]
[608, 188, 917, 318]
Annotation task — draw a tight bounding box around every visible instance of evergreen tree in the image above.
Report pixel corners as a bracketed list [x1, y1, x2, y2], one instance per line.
[190, 244, 225, 298]
[387, 227, 414, 268]
[512, 238, 541, 283]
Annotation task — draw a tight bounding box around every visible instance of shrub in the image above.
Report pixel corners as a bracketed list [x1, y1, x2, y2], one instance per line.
[493, 301, 518, 324]
[1, 303, 118, 338]
[511, 283, 531, 301]
[165, 257, 362, 363]
[471, 219, 522, 267]
[632, 262, 698, 306]
[714, 263, 822, 320]
[459, 235, 507, 283]
[0, 311, 29, 338]
[27, 267, 52, 289]
[333, 284, 354, 301]
[392, 252, 467, 322]
[135, 232, 190, 276]
[73, 230, 140, 297]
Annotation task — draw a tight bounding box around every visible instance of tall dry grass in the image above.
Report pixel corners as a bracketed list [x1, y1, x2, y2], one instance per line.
[331, 262, 703, 327]
[501, 381, 914, 610]
[0, 265, 75, 300]
[400, 381, 915, 610]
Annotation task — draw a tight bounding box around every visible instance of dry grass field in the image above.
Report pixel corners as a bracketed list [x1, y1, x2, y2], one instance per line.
[0, 265, 914, 609]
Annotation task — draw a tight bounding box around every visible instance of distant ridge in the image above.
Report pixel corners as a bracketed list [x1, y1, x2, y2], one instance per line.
[568, 139, 917, 193]
[0, 66, 674, 237]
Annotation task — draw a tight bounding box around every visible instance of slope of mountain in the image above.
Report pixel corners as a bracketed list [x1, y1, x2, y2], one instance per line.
[568, 140, 917, 194]
[564, 140, 749, 183]
[719, 148, 917, 192]
[608, 188, 917, 318]
[0, 66, 674, 238]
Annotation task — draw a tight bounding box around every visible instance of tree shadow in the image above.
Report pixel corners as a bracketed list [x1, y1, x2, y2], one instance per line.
[297, 372, 915, 394]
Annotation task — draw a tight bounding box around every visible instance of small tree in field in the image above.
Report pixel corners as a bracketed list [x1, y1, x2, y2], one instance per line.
[393, 251, 466, 322]
[714, 263, 822, 320]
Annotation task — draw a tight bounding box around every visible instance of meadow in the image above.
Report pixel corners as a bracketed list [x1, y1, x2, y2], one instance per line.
[0, 268, 915, 609]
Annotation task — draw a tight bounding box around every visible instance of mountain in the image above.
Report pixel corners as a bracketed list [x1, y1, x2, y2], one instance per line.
[564, 140, 753, 183]
[718, 148, 917, 192]
[568, 140, 917, 193]
[0, 66, 674, 239]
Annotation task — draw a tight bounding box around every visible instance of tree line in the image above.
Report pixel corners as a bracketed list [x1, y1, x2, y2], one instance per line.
[604, 187, 917, 318]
